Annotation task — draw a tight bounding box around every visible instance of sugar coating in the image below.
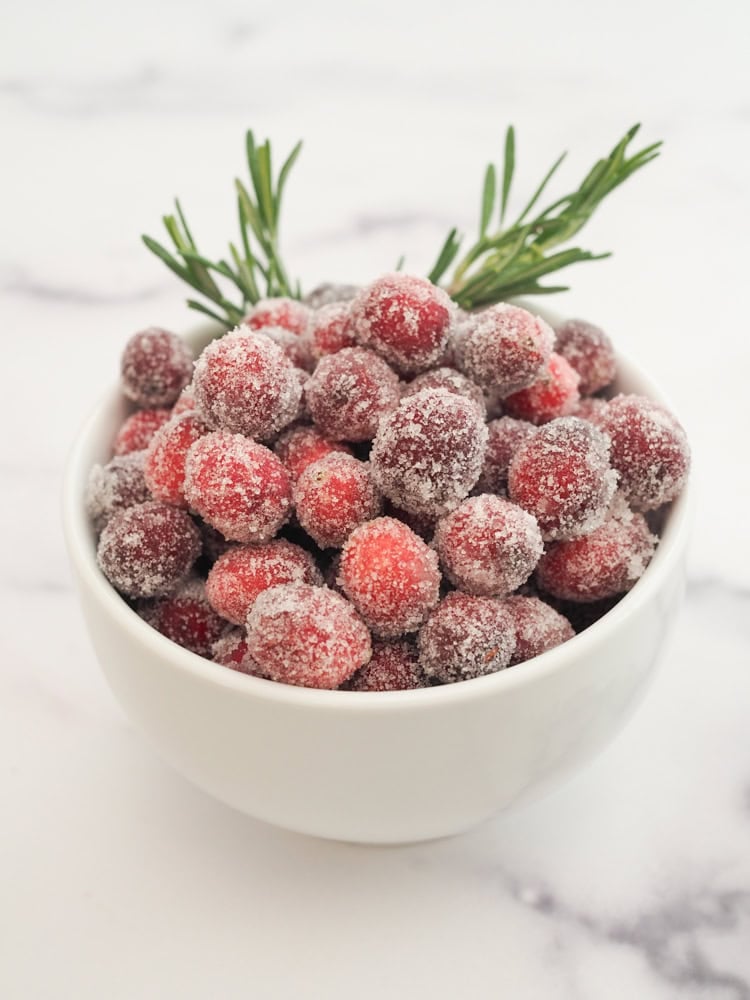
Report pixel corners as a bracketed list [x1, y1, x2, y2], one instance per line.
[572, 396, 608, 424]
[346, 641, 424, 691]
[308, 302, 356, 359]
[370, 389, 488, 517]
[144, 412, 209, 506]
[193, 329, 302, 440]
[97, 500, 201, 598]
[274, 425, 353, 483]
[598, 394, 690, 510]
[402, 366, 487, 417]
[243, 297, 311, 336]
[434, 495, 544, 597]
[348, 273, 455, 374]
[504, 353, 581, 424]
[477, 416, 537, 493]
[536, 496, 658, 602]
[206, 539, 323, 625]
[418, 592, 516, 684]
[121, 328, 193, 407]
[304, 283, 359, 309]
[459, 303, 554, 394]
[555, 319, 616, 396]
[500, 595, 575, 664]
[138, 576, 229, 657]
[306, 347, 401, 442]
[339, 517, 441, 637]
[295, 453, 382, 548]
[184, 431, 292, 543]
[212, 628, 267, 676]
[171, 386, 196, 418]
[86, 451, 150, 532]
[508, 417, 618, 541]
[249, 323, 315, 372]
[113, 408, 170, 456]
[246, 582, 372, 689]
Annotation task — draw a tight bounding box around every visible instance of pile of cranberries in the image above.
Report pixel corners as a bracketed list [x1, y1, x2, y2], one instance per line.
[87, 275, 690, 690]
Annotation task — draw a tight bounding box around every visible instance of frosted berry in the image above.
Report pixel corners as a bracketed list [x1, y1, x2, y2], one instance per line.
[434, 495, 543, 597]
[193, 330, 301, 440]
[246, 583, 372, 689]
[86, 451, 150, 532]
[143, 413, 209, 506]
[402, 366, 486, 416]
[274, 425, 352, 483]
[348, 273, 454, 374]
[206, 540, 323, 626]
[346, 642, 424, 692]
[572, 396, 608, 424]
[476, 416, 536, 493]
[536, 498, 657, 602]
[97, 501, 200, 598]
[295, 453, 381, 549]
[184, 431, 292, 543]
[598, 394, 690, 510]
[555, 318, 616, 395]
[212, 629, 266, 676]
[171, 386, 196, 418]
[308, 302, 356, 359]
[121, 328, 193, 407]
[459, 304, 554, 394]
[500, 595, 574, 664]
[508, 417, 617, 540]
[304, 283, 359, 309]
[138, 577, 228, 657]
[339, 517, 440, 637]
[251, 324, 315, 372]
[113, 408, 170, 456]
[504, 353, 581, 424]
[370, 390, 487, 517]
[306, 347, 400, 442]
[243, 297, 311, 336]
[418, 592, 516, 684]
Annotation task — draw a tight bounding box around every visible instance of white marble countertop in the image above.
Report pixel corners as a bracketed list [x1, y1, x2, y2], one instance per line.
[3, 1, 750, 996]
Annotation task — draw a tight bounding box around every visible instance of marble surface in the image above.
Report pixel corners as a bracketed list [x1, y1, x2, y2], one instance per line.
[3, 1, 750, 996]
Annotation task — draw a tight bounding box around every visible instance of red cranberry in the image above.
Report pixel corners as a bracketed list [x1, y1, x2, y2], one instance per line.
[274, 425, 353, 483]
[113, 408, 170, 456]
[500, 595, 574, 664]
[459, 304, 553, 394]
[249, 324, 315, 372]
[402, 366, 486, 416]
[306, 347, 400, 442]
[503, 353, 581, 424]
[418, 592, 516, 684]
[138, 577, 228, 657]
[308, 302, 356, 359]
[171, 386, 196, 418]
[555, 318, 616, 395]
[243, 297, 311, 336]
[121, 328, 193, 407]
[86, 451, 150, 532]
[246, 583, 372, 689]
[346, 641, 424, 691]
[144, 413, 209, 506]
[212, 629, 267, 676]
[572, 396, 608, 424]
[295, 453, 381, 549]
[476, 416, 537, 493]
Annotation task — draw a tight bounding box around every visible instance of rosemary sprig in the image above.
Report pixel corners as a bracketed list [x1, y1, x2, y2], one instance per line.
[142, 130, 303, 328]
[429, 124, 661, 310]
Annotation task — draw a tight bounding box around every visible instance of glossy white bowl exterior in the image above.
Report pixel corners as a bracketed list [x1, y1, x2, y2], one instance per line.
[63, 318, 690, 843]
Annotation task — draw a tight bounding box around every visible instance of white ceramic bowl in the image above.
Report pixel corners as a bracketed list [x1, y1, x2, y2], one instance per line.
[63, 316, 690, 844]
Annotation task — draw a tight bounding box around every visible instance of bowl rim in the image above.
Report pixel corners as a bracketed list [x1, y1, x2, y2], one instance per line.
[62, 314, 691, 714]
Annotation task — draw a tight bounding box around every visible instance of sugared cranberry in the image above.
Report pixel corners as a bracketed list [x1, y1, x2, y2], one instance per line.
[555, 319, 616, 395]
[304, 283, 359, 309]
[121, 328, 193, 407]
[86, 451, 150, 532]
[434, 495, 543, 597]
[113, 408, 170, 456]
[402, 366, 486, 416]
[308, 302, 356, 359]
[476, 416, 537, 493]
[138, 577, 228, 657]
[500, 595, 574, 664]
[370, 390, 487, 517]
[206, 540, 322, 625]
[458, 304, 553, 394]
[250, 324, 314, 372]
[508, 417, 617, 540]
[536, 499, 657, 601]
[504, 353, 581, 424]
[339, 517, 440, 637]
[418, 592, 516, 684]
[598, 394, 690, 510]
[193, 330, 301, 440]
[274, 425, 353, 483]
[171, 386, 196, 418]
[212, 629, 266, 676]
[246, 583, 372, 689]
[184, 431, 292, 543]
[348, 273, 454, 374]
[97, 501, 201, 598]
[346, 641, 424, 691]
[144, 413, 209, 506]
[306, 347, 400, 442]
[295, 453, 381, 548]
[243, 297, 311, 336]
[572, 396, 608, 424]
